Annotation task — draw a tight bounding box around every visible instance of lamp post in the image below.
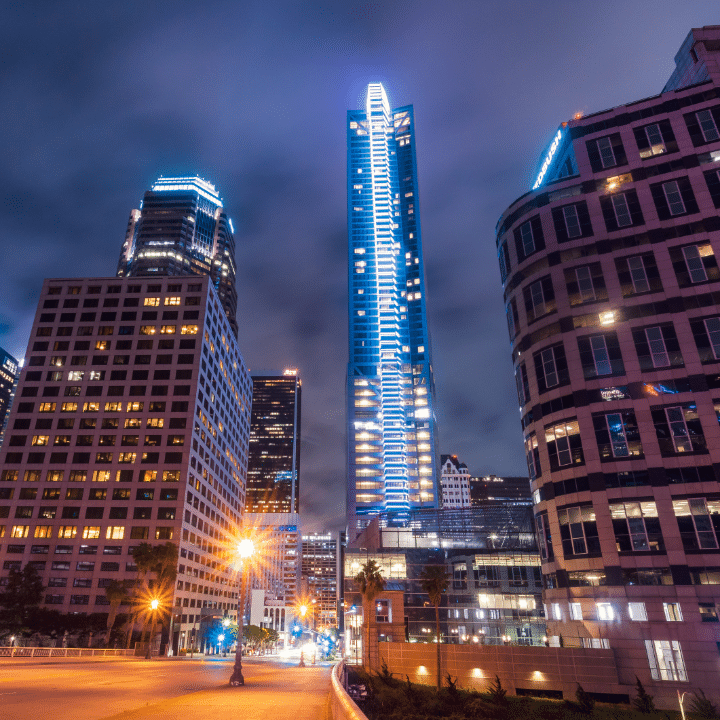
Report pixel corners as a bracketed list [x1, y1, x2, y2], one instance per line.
[229, 537, 254, 687]
[145, 598, 160, 659]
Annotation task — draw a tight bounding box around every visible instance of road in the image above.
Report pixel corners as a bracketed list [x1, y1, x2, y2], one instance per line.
[0, 656, 333, 720]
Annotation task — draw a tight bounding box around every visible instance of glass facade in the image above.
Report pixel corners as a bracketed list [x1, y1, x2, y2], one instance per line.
[116, 177, 238, 337]
[347, 83, 439, 534]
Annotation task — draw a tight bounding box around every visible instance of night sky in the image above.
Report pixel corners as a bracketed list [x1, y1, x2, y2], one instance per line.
[1, 2, 718, 532]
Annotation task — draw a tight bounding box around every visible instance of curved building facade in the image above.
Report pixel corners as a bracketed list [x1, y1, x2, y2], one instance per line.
[497, 27, 720, 703]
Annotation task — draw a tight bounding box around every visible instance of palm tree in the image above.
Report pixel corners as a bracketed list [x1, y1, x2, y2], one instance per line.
[419, 564, 449, 691]
[354, 560, 386, 668]
[354, 559, 386, 602]
[104, 579, 133, 646]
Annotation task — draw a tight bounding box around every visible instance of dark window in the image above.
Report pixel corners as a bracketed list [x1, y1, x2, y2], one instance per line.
[523, 276, 556, 323]
[577, 333, 624, 379]
[506, 299, 519, 341]
[586, 133, 627, 172]
[632, 324, 683, 371]
[545, 418, 583, 470]
[513, 215, 545, 262]
[669, 242, 720, 287]
[649, 177, 699, 219]
[532, 343, 569, 393]
[690, 316, 720, 363]
[558, 505, 600, 557]
[599, 189, 644, 231]
[551, 201, 593, 242]
[515, 362, 530, 407]
[651, 403, 707, 455]
[615, 252, 662, 296]
[683, 106, 720, 147]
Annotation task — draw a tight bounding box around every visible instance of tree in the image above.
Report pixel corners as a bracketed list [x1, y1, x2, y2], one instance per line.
[419, 564, 449, 691]
[632, 676, 655, 713]
[0, 564, 45, 639]
[354, 560, 386, 603]
[104, 579, 134, 646]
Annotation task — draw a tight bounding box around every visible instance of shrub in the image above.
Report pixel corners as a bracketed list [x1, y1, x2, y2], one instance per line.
[689, 690, 719, 719]
[485, 675, 507, 705]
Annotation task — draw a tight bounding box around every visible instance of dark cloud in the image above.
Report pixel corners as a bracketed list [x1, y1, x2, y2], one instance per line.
[1, 1, 718, 533]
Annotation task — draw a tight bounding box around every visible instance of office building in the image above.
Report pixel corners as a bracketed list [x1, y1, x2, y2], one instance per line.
[440, 455, 471, 508]
[345, 507, 545, 650]
[347, 83, 440, 535]
[469, 475, 532, 506]
[301, 531, 340, 628]
[246, 371, 301, 514]
[0, 275, 252, 652]
[496, 26, 720, 704]
[0, 347, 20, 444]
[116, 176, 238, 337]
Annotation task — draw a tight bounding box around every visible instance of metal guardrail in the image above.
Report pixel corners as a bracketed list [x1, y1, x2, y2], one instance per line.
[0, 647, 136, 658]
[330, 661, 369, 720]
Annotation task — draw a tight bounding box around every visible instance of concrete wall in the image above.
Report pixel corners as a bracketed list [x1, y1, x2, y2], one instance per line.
[379, 642, 624, 700]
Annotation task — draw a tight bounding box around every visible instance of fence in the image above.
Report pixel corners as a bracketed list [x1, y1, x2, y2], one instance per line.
[0, 646, 136, 658]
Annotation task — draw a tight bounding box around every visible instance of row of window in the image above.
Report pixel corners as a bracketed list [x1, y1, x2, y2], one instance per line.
[0, 487, 176, 502]
[1, 506, 176, 520]
[535, 495, 720, 560]
[527, 402, 717, 482]
[515, 317, 720, 409]
[507, 242, 719, 339]
[585, 106, 720, 173]
[12, 400, 189, 415]
[1, 469, 181, 482]
[500, 167, 720, 280]
[46, 283, 204, 296]
[2, 525, 173, 541]
[548, 598, 718, 624]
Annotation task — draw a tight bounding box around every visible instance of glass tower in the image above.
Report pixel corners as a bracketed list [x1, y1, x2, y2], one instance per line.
[116, 176, 238, 336]
[246, 371, 302, 514]
[347, 83, 440, 535]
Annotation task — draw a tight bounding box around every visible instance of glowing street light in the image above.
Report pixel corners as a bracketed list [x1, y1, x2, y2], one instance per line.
[145, 598, 161, 659]
[229, 536, 255, 687]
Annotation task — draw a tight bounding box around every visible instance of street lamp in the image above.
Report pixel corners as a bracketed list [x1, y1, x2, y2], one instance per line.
[145, 598, 160, 659]
[218, 633, 225, 656]
[229, 537, 254, 687]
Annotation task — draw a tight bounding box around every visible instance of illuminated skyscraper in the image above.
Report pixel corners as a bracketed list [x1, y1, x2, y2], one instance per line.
[246, 371, 301, 514]
[347, 83, 440, 535]
[117, 176, 238, 336]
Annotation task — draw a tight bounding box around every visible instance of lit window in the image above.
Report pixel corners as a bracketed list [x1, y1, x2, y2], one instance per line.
[663, 602, 682, 622]
[144, 297, 160, 306]
[34, 526, 53, 539]
[628, 602, 647, 621]
[164, 297, 181, 306]
[645, 639, 687, 681]
[31, 435, 49, 446]
[10, 525, 29, 538]
[57, 525, 77, 539]
[61, 402, 78, 413]
[641, 123, 666, 158]
[106, 526, 125, 540]
[160, 325, 176, 334]
[597, 603, 614, 621]
[181, 325, 198, 334]
[569, 602, 583, 620]
[39, 403, 56, 413]
[82, 526, 101, 539]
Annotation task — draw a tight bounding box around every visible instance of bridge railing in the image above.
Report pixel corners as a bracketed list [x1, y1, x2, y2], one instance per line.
[331, 660, 369, 720]
[0, 647, 135, 658]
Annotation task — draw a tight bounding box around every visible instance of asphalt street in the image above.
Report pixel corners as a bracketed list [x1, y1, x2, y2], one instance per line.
[0, 656, 333, 720]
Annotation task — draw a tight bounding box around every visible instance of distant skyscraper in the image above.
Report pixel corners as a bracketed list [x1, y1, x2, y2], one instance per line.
[246, 371, 301, 514]
[301, 531, 340, 628]
[347, 83, 440, 534]
[117, 176, 238, 336]
[0, 346, 20, 444]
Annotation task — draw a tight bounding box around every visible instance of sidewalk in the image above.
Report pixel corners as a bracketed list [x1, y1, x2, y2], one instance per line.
[103, 663, 332, 720]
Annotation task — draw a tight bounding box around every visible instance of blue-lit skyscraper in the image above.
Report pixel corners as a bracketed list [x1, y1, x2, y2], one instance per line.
[347, 83, 440, 535]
